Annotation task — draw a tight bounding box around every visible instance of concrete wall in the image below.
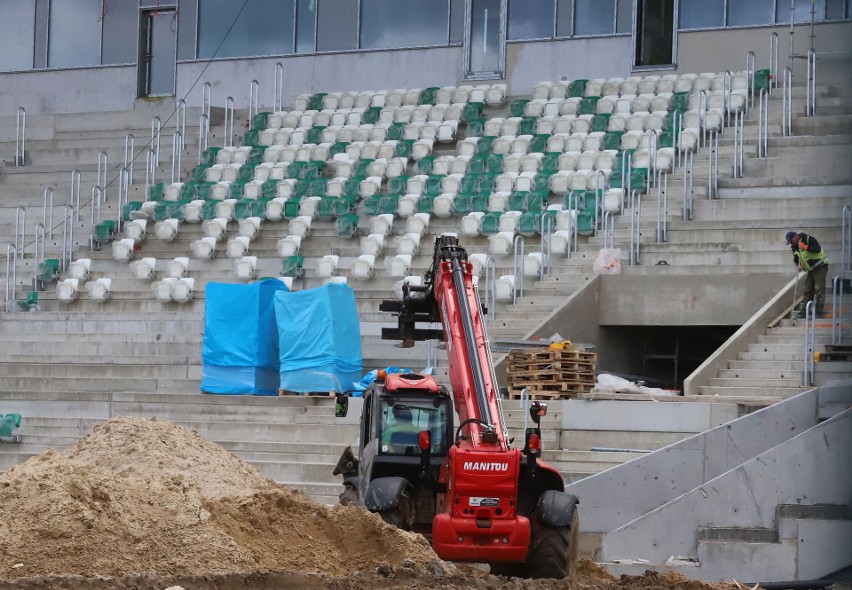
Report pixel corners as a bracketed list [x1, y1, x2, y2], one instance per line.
[4, 22, 850, 115]
[598, 274, 789, 327]
[602, 405, 852, 571]
[565, 387, 823, 535]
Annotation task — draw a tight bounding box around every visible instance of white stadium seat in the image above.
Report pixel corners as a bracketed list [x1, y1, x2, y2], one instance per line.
[124, 219, 147, 243]
[351, 254, 376, 280]
[112, 238, 135, 262]
[190, 236, 218, 259]
[361, 233, 386, 256]
[68, 258, 91, 281]
[203, 218, 229, 240]
[396, 232, 422, 256]
[385, 254, 412, 277]
[495, 275, 516, 301]
[227, 236, 251, 258]
[155, 218, 180, 242]
[86, 278, 112, 302]
[315, 255, 340, 278]
[234, 257, 258, 280]
[238, 217, 262, 240]
[289, 216, 313, 237]
[277, 235, 302, 258]
[165, 257, 190, 279]
[130, 257, 157, 280]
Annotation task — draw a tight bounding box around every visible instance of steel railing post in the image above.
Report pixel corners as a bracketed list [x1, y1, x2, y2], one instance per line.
[33, 223, 45, 291]
[249, 80, 260, 122]
[512, 235, 525, 304]
[171, 131, 183, 184]
[124, 133, 135, 186]
[151, 116, 161, 165]
[539, 212, 553, 281]
[746, 51, 756, 113]
[273, 62, 284, 112]
[43, 187, 54, 240]
[14, 207, 26, 260]
[15, 107, 26, 166]
[5, 244, 17, 306]
[769, 32, 779, 93]
[97, 151, 108, 204]
[176, 99, 186, 149]
[70, 169, 81, 221]
[224, 97, 235, 148]
[484, 256, 497, 322]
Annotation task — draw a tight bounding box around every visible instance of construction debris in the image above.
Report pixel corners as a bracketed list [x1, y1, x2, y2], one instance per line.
[507, 348, 597, 398]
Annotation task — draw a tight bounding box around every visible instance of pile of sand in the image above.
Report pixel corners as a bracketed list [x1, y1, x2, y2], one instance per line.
[0, 416, 437, 581]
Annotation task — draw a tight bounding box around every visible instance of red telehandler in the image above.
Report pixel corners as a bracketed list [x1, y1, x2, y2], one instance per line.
[335, 234, 579, 578]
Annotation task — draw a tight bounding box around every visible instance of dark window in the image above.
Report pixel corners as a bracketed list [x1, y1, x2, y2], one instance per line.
[825, 0, 845, 19]
[468, 0, 502, 74]
[556, 0, 574, 36]
[0, 0, 35, 71]
[575, 0, 615, 35]
[317, 0, 358, 51]
[679, 0, 724, 29]
[102, 0, 138, 65]
[360, 0, 449, 49]
[296, 0, 317, 52]
[727, 0, 774, 26]
[450, 0, 465, 43]
[508, 0, 555, 40]
[177, 0, 197, 60]
[776, 0, 826, 22]
[197, 0, 295, 59]
[48, 0, 101, 68]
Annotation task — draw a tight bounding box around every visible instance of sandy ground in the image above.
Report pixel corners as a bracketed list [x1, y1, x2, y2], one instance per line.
[0, 417, 741, 590]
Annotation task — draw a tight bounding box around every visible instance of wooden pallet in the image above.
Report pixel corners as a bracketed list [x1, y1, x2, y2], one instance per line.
[508, 349, 597, 363]
[507, 359, 596, 372]
[507, 381, 594, 397]
[506, 369, 596, 384]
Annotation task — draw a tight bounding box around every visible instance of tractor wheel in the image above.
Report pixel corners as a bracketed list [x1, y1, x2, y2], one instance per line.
[524, 508, 579, 579]
[378, 494, 411, 529]
[338, 484, 358, 506]
[489, 562, 524, 578]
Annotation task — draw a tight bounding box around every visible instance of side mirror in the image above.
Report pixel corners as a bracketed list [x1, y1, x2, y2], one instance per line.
[529, 400, 547, 425]
[335, 395, 349, 418]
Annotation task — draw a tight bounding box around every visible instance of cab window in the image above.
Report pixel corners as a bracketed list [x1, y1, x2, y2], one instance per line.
[379, 398, 448, 456]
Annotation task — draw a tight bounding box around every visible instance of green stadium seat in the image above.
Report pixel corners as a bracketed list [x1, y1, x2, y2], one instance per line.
[0, 413, 22, 441]
[480, 211, 502, 235]
[16, 291, 39, 312]
[335, 214, 359, 238]
[281, 255, 304, 279]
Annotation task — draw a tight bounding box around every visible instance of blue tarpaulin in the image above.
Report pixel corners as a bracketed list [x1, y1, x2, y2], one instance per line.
[201, 279, 289, 395]
[275, 283, 363, 393]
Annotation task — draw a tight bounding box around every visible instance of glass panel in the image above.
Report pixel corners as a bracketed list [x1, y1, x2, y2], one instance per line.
[48, 0, 101, 68]
[575, 0, 615, 35]
[450, 0, 465, 43]
[177, 0, 197, 60]
[727, 0, 774, 26]
[102, 0, 137, 65]
[317, 0, 358, 51]
[825, 0, 844, 19]
[379, 398, 449, 455]
[148, 11, 177, 95]
[469, 0, 502, 73]
[297, 0, 317, 52]
[848, 0, 852, 19]
[0, 0, 35, 71]
[361, 0, 449, 49]
[508, 0, 554, 40]
[616, 0, 633, 32]
[776, 0, 826, 22]
[198, 0, 295, 59]
[636, 0, 674, 66]
[679, 0, 724, 28]
[556, 0, 574, 36]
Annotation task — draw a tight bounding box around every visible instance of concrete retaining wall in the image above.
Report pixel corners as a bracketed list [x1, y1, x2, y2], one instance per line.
[565, 387, 822, 535]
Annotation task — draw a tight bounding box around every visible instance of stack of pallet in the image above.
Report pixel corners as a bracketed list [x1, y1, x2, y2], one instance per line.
[506, 348, 597, 399]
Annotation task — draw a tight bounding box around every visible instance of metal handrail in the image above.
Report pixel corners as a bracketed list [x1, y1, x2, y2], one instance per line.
[723, 70, 732, 127]
[33, 223, 45, 290]
[841, 205, 852, 276]
[539, 212, 553, 280]
[15, 107, 26, 166]
[674, 110, 684, 169]
[43, 187, 54, 240]
[656, 171, 668, 242]
[274, 62, 284, 112]
[70, 169, 81, 220]
[731, 110, 744, 178]
[483, 256, 497, 322]
[171, 131, 183, 183]
[707, 128, 719, 199]
[757, 88, 769, 158]
[198, 114, 210, 164]
[90, 185, 102, 227]
[224, 96, 235, 148]
[697, 89, 708, 148]
[117, 168, 129, 229]
[176, 99, 186, 149]
[681, 149, 694, 221]
[97, 151, 108, 203]
[151, 116, 162, 165]
[202, 82, 212, 128]
[769, 32, 779, 92]
[145, 149, 157, 201]
[512, 235, 525, 304]
[61, 204, 74, 271]
[831, 276, 845, 345]
[746, 51, 756, 112]
[805, 49, 816, 116]
[249, 79, 260, 121]
[4, 244, 17, 305]
[642, 130, 657, 192]
[593, 169, 607, 238]
[803, 300, 816, 385]
[629, 189, 641, 265]
[781, 67, 793, 136]
[602, 211, 615, 249]
[124, 133, 135, 185]
[14, 207, 26, 260]
[565, 191, 581, 257]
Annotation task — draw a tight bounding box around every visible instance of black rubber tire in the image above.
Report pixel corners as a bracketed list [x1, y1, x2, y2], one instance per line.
[489, 562, 524, 578]
[338, 484, 358, 506]
[523, 508, 579, 579]
[378, 494, 411, 529]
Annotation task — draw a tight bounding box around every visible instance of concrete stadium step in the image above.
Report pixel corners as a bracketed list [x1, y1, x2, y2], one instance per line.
[559, 430, 694, 452]
[736, 351, 807, 361]
[715, 369, 804, 380]
[541, 449, 640, 472]
[697, 385, 801, 398]
[0, 362, 195, 379]
[727, 359, 803, 371]
[707, 377, 803, 387]
[0, 353, 195, 365]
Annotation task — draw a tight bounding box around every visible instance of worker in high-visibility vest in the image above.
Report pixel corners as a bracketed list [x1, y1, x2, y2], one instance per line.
[786, 231, 829, 318]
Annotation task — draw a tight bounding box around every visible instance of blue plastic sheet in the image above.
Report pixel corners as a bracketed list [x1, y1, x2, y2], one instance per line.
[201, 279, 289, 395]
[275, 283, 363, 393]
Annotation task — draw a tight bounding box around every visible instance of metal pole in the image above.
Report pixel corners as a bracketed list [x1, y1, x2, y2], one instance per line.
[43, 187, 54, 240]
[769, 32, 779, 92]
[151, 116, 161, 165]
[274, 62, 284, 112]
[224, 97, 235, 148]
[14, 207, 26, 260]
[484, 256, 497, 322]
[176, 99, 186, 149]
[15, 107, 26, 166]
[171, 131, 183, 183]
[125, 133, 135, 186]
[249, 79, 259, 122]
[512, 235, 525, 304]
[98, 151, 108, 203]
[746, 51, 756, 113]
[33, 223, 45, 291]
[5, 244, 17, 305]
[70, 169, 81, 221]
[198, 114, 209, 164]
